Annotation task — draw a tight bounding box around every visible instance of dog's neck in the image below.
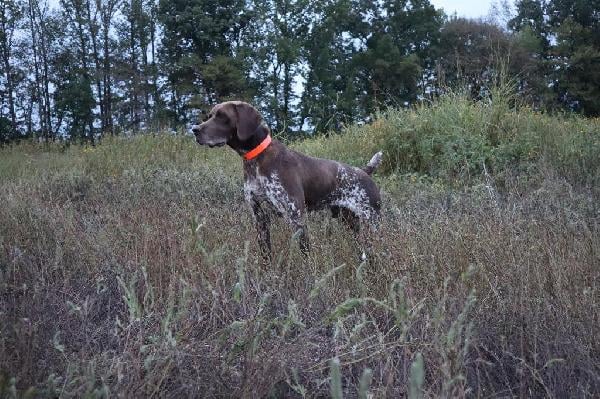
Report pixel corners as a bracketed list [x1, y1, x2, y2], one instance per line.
[228, 122, 272, 158]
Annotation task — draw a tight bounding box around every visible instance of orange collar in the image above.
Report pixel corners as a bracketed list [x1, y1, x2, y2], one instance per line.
[243, 134, 272, 160]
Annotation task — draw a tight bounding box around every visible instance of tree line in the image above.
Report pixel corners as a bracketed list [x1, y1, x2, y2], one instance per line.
[0, 0, 598, 143]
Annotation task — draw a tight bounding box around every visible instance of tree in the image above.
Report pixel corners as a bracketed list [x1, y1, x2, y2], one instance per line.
[0, 0, 596, 144]
[435, 19, 508, 90]
[248, 0, 309, 133]
[53, 49, 96, 140]
[26, 0, 56, 139]
[509, 0, 548, 46]
[433, 17, 545, 104]
[361, 0, 442, 110]
[114, 0, 153, 132]
[0, 115, 15, 142]
[548, 0, 600, 115]
[59, 0, 96, 139]
[157, 0, 252, 124]
[0, 0, 21, 134]
[300, 0, 367, 133]
[509, 0, 600, 115]
[84, 0, 119, 135]
[301, 0, 442, 133]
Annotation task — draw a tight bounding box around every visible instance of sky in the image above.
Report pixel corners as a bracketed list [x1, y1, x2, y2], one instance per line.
[429, 0, 501, 19]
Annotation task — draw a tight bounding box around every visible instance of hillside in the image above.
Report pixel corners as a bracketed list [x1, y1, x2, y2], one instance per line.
[1, 95, 599, 397]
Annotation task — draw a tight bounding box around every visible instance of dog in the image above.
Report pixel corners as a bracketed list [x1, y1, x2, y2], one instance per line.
[192, 101, 382, 259]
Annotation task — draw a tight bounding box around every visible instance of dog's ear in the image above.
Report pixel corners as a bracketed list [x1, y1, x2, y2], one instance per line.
[235, 102, 261, 141]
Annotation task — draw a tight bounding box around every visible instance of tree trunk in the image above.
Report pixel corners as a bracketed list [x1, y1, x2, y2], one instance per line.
[35, 1, 53, 139]
[86, 0, 105, 135]
[101, 3, 114, 134]
[0, 2, 17, 132]
[129, 1, 139, 131]
[72, 0, 95, 140]
[0, 44, 17, 132]
[283, 62, 291, 133]
[139, 1, 150, 124]
[27, 0, 46, 139]
[149, 4, 160, 123]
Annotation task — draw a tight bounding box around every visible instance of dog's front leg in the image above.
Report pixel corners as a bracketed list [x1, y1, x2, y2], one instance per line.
[294, 222, 310, 255]
[251, 201, 272, 261]
[290, 211, 310, 255]
[283, 196, 309, 255]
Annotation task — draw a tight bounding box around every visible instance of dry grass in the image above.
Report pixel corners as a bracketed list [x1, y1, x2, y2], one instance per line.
[1, 105, 599, 397]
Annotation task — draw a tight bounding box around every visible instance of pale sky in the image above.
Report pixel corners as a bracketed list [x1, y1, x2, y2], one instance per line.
[430, 0, 504, 19]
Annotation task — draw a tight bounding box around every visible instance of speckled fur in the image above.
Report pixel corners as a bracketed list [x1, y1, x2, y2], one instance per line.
[244, 171, 301, 224]
[330, 165, 377, 220]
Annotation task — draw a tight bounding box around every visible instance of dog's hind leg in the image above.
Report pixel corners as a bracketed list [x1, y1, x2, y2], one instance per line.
[340, 208, 361, 234]
[360, 212, 382, 264]
[327, 206, 341, 236]
[340, 207, 379, 263]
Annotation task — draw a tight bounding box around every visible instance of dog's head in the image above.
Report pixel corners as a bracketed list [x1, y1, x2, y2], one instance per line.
[191, 101, 262, 148]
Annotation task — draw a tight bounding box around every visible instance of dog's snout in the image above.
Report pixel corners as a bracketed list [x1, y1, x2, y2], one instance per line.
[191, 125, 201, 135]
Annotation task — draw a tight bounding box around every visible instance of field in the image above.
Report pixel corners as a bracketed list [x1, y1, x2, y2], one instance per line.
[1, 93, 599, 397]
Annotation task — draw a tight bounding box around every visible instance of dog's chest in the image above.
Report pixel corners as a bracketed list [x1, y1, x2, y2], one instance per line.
[244, 166, 271, 201]
[244, 170, 300, 221]
[243, 174, 269, 203]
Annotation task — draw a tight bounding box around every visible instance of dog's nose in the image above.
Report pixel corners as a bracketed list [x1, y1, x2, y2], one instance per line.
[191, 125, 201, 135]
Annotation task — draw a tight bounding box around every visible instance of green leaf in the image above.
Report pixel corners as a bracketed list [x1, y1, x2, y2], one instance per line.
[409, 353, 425, 399]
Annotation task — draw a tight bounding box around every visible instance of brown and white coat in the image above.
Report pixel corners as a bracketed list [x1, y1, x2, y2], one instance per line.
[192, 101, 382, 259]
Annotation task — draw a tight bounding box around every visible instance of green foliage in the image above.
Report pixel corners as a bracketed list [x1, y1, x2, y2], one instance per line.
[301, 0, 443, 133]
[509, 0, 600, 116]
[509, 0, 548, 42]
[305, 88, 599, 187]
[157, 0, 251, 113]
[250, 0, 310, 133]
[0, 116, 17, 143]
[329, 358, 343, 399]
[359, 35, 422, 111]
[300, 0, 363, 133]
[408, 353, 425, 399]
[514, 25, 544, 53]
[3, 0, 600, 142]
[293, 87, 600, 193]
[54, 73, 96, 140]
[559, 44, 600, 116]
[201, 55, 251, 102]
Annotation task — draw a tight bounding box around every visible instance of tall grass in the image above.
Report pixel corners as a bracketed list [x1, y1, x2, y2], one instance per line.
[1, 93, 599, 397]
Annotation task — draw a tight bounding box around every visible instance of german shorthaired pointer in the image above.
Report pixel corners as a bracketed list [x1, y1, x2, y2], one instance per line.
[192, 101, 382, 259]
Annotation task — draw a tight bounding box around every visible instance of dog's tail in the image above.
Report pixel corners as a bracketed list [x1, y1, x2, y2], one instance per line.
[362, 151, 383, 175]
